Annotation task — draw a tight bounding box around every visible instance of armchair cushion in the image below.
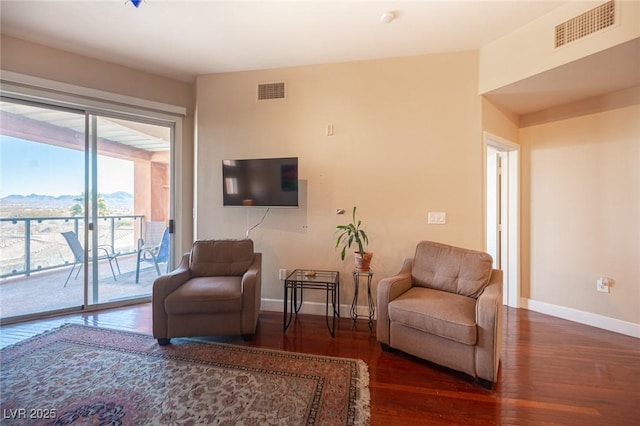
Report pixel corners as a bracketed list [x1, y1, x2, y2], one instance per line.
[164, 276, 242, 314]
[190, 239, 254, 277]
[411, 241, 493, 298]
[389, 287, 477, 345]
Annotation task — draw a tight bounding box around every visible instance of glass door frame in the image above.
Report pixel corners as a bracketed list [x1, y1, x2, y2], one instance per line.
[86, 110, 175, 307]
[0, 74, 182, 324]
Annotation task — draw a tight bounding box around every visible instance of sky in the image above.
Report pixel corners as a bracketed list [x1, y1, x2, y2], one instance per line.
[0, 136, 133, 198]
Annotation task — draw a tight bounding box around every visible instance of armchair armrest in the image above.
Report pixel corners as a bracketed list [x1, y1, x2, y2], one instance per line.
[240, 253, 262, 334]
[475, 269, 503, 382]
[152, 252, 191, 338]
[376, 258, 414, 345]
[241, 253, 262, 295]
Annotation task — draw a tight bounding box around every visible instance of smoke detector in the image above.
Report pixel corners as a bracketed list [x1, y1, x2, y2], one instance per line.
[380, 11, 395, 24]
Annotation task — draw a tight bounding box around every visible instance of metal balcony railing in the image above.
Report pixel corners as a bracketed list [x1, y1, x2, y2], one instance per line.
[0, 215, 145, 279]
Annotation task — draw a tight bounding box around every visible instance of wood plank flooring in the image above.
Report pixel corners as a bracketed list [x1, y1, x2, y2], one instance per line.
[1, 304, 639, 425]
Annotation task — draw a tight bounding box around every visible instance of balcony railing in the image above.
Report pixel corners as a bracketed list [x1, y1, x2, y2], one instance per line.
[0, 215, 144, 279]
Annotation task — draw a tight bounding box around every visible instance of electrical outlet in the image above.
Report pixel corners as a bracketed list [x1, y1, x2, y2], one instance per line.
[428, 212, 446, 224]
[279, 269, 288, 280]
[596, 277, 610, 293]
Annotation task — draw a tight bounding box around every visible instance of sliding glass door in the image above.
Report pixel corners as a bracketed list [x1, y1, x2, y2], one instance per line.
[0, 97, 173, 321]
[88, 115, 172, 305]
[0, 100, 87, 318]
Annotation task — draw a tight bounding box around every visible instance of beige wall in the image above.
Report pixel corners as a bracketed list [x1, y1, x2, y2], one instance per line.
[4, 31, 638, 332]
[520, 97, 640, 324]
[481, 97, 520, 143]
[195, 51, 484, 303]
[0, 35, 195, 255]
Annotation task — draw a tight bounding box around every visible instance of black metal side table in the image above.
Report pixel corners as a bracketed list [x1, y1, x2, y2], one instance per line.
[350, 270, 374, 331]
[283, 269, 340, 337]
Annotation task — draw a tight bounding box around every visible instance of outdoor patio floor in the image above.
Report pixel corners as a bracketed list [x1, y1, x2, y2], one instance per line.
[0, 253, 164, 319]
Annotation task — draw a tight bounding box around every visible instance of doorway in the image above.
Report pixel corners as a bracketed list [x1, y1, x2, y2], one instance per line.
[484, 132, 520, 308]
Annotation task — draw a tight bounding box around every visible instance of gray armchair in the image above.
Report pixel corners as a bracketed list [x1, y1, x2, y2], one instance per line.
[377, 241, 502, 386]
[152, 239, 261, 345]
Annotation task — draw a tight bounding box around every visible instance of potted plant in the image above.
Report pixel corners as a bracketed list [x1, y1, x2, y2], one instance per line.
[335, 206, 372, 271]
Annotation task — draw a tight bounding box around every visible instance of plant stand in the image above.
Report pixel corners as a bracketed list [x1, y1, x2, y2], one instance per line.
[350, 270, 375, 332]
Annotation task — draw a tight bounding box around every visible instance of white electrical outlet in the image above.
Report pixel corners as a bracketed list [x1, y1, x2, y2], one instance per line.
[428, 212, 446, 224]
[596, 277, 610, 293]
[279, 269, 288, 280]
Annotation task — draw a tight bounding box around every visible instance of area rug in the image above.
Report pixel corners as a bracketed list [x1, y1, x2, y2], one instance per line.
[0, 324, 370, 425]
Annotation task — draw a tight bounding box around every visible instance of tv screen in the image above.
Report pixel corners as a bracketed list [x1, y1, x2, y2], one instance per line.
[222, 157, 299, 207]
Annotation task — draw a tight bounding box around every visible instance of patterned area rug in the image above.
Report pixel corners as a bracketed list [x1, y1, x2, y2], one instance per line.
[1, 324, 370, 425]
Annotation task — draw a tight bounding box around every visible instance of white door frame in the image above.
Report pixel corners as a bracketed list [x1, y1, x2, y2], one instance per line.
[484, 132, 520, 308]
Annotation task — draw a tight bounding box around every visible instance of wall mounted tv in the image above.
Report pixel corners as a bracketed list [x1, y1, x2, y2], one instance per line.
[222, 157, 299, 207]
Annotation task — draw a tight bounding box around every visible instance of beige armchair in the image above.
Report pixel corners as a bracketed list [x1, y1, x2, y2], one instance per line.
[377, 241, 502, 386]
[152, 239, 261, 345]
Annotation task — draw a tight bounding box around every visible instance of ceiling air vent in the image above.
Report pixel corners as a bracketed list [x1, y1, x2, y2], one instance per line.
[257, 82, 285, 101]
[555, 0, 615, 48]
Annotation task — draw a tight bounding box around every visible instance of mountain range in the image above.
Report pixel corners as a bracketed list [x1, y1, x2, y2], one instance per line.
[1, 192, 133, 211]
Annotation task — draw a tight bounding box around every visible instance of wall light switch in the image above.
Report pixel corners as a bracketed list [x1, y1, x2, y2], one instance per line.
[428, 212, 446, 224]
[596, 277, 610, 293]
[327, 124, 334, 136]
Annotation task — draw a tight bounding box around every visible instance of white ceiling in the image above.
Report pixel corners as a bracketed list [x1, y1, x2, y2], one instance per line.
[1, 1, 638, 115]
[0, 0, 568, 81]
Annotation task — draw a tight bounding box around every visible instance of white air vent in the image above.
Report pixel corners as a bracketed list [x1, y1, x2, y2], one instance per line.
[257, 82, 285, 101]
[555, 0, 615, 48]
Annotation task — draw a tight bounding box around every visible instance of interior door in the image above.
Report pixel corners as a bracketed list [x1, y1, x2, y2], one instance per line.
[486, 147, 501, 270]
[485, 134, 520, 308]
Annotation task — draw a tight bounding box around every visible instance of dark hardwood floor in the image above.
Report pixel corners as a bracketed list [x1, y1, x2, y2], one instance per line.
[1, 304, 639, 425]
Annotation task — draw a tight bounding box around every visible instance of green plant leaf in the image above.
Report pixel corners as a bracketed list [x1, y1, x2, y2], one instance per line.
[334, 205, 369, 258]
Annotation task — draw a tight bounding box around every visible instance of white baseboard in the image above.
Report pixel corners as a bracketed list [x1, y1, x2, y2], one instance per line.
[520, 298, 640, 338]
[263, 297, 640, 338]
[262, 298, 354, 319]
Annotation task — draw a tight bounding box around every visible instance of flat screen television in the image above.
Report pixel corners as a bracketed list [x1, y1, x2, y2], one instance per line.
[222, 157, 299, 207]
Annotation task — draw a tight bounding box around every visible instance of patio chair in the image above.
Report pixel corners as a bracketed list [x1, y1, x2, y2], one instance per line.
[138, 221, 166, 250]
[135, 222, 167, 280]
[61, 231, 121, 287]
[135, 226, 169, 283]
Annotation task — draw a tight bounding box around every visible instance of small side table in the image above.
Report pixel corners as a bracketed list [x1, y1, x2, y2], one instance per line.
[350, 270, 375, 331]
[283, 269, 340, 337]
